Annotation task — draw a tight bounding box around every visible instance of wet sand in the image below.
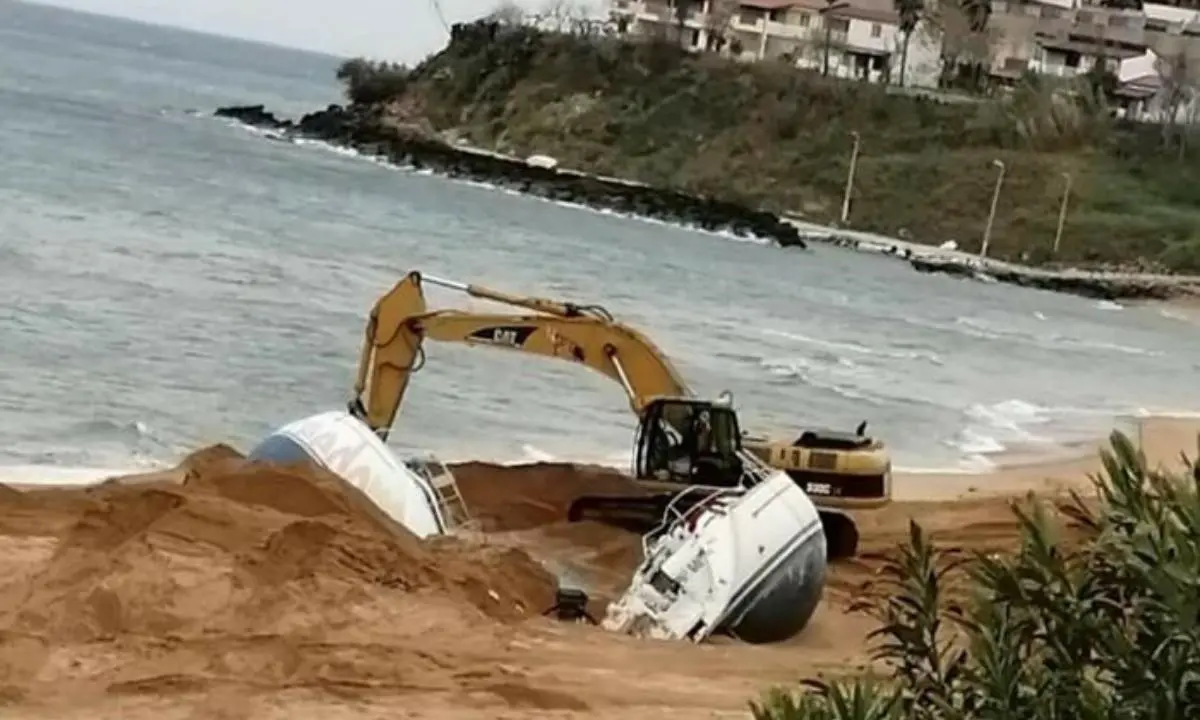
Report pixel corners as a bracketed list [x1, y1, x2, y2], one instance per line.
[0, 416, 1195, 718]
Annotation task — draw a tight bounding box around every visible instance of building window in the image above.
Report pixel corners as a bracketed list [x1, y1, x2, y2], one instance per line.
[871, 23, 882, 37]
[737, 10, 760, 25]
[798, 12, 810, 26]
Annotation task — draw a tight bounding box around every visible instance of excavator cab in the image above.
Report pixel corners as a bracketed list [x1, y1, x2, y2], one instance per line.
[634, 398, 744, 488]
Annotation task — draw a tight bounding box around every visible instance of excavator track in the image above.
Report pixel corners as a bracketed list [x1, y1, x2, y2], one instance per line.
[567, 492, 859, 561]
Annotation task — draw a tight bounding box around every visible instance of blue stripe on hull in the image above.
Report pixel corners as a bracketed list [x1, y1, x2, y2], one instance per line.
[719, 522, 828, 644]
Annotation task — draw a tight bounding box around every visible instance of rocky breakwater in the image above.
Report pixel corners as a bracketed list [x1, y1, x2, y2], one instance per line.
[910, 255, 1200, 302]
[214, 103, 805, 248]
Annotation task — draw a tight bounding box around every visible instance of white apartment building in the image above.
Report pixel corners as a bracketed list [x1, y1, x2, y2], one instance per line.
[1120, 4, 1200, 121]
[986, 0, 1198, 118]
[987, 0, 1200, 80]
[609, 0, 944, 88]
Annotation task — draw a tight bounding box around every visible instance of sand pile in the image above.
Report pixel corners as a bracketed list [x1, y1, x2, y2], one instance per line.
[0, 445, 560, 699]
[451, 461, 648, 531]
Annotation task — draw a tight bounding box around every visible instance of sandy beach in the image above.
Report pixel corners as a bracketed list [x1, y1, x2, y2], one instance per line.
[0, 415, 1195, 719]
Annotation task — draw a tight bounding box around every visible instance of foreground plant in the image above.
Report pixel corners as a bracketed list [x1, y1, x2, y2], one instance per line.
[751, 430, 1200, 720]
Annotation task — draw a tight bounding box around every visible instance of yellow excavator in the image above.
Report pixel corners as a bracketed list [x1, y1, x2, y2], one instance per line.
[346, 271, 890, 559]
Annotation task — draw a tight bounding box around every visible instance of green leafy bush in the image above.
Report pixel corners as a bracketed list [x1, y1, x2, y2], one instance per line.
[752, 430, 1200, 720]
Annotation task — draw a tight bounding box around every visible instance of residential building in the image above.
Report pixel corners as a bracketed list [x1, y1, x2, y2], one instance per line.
[984, 1, 1198, 119]
[607, 0, 1200, 115]
[1115, 4, 1200, 120]
[987, 0, 1150, 82]
[608, 0, 944, 87]
[1142, 2, 1200, 58]
[608, 0, 708, 49]
[1146, 0, 1200, 11]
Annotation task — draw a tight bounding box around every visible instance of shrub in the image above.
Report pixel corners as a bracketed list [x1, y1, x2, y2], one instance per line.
[336, 58, 411, 106]
[752, 430, 1200, 720]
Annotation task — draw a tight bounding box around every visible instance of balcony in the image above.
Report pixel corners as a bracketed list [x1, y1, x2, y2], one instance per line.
[1070, 11, 1146, 47]
[729, 15, 841, 46]
[1035, 27, 1147, 60]
[1031, 61, 1080, 78]
[611, 1, 674, 23]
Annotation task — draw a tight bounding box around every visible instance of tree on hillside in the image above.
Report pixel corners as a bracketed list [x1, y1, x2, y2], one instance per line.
[960, 0, 992, 32]
[1155, 49, 1200, 158]
[335, 58, 410, 105]
[673, 0, 700, 48]
[1083, 57, 1119, 104]
[486, 0, 527, 25]
[704, 0, 738, 52]
[894, 0, 925, 86]
[818, 0, 847, 76]
[751, 431, 1200, 720]
[923, 0, 994, 92]
[530, 0, 611, 35]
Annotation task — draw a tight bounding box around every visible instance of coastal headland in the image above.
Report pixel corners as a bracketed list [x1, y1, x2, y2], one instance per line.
[215, 20, 1199, 301]
[213, 101, 806, 247]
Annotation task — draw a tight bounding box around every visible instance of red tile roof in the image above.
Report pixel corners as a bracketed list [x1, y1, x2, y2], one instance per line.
[737, 0, 899, 24]
[738, 0, 800, 8]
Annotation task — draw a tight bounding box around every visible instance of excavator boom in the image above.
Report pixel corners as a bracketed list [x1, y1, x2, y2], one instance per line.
[351, 272, 692, 439]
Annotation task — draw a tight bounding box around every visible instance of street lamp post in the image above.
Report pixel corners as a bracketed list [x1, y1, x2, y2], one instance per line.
[1053, 171, 1072, 255]
[840, 131, 860, 224]
[980, 158, 1005, 259]
[819, 0, 850, 76]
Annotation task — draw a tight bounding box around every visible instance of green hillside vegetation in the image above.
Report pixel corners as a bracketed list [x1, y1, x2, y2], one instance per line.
[754, 431, 1200, 720]
[336, 21, 1200, 271]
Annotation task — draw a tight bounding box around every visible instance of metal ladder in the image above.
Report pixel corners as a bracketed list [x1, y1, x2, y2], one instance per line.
[404, 454, 473, 531]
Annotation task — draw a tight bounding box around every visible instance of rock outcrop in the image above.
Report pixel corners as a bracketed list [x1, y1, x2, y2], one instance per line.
[214, 103, 806, 248]
[909, 255, 1200, 302]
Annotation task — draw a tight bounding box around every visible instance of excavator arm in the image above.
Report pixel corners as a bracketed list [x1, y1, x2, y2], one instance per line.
[350, 271, 695, 440]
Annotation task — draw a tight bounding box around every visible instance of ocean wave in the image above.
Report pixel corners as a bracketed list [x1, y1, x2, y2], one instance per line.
[756, 352, 955, 413]
[0, 463, 150, 487]
[893, 315, 1163, 358]
[954, 317, 1161, 357]
[0, 417, 177, 474]
[939, 399, 1144, 470]
[759, 356, 875, 404]
[760, 327, 944, 365]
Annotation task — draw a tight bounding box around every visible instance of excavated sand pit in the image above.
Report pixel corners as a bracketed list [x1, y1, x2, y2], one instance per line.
[5, 419, 1196, 719]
